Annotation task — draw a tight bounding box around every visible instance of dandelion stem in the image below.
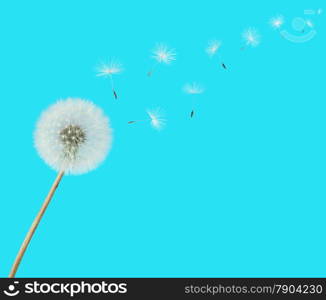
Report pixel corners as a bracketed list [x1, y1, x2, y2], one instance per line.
[9, 171, 65, 278]
[147, 62, 158, 77]
[108, 75, 118, 99]
[191, 98, 196, 118]
[109, 74, 114, 90]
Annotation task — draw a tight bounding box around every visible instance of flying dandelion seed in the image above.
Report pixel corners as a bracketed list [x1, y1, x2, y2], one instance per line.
[306, 19, 314, 28]
[206, 40, 221, 57]
[8, 98, 112, 278]
[147, 109, 166, 129]
[96, 60, 123, 99]
[270, 15, 284, 30]
[300, 19, 314, 33]
[206, 40, 227, 70]
[128, 108, 166, 130]
[184, 83, 204, 95]
[241, 28, 260, 50]
[184, 83, 204, 118]
[147, 44, 176, 76]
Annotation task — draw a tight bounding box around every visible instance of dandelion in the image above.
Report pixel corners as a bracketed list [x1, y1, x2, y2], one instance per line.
[96, 59, 123, 99]
[206, 40, 227, 70]
[270, 15, 284, 30]
[147, 44, 176, 76]
[184, 83, 204, 118]
[128, 108, 166, 130]
[241, 28, 260, 50]
[9, 98, 112, 278]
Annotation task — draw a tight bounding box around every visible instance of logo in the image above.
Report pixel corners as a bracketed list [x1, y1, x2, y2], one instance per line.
[280, 17, 317, 43]
[3, 281, 20, 297]
[1, 280, 127, 297]
[277, 9, 322, 43]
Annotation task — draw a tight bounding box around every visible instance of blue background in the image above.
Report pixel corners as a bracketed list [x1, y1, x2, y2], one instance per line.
[0, 0, 325, 277]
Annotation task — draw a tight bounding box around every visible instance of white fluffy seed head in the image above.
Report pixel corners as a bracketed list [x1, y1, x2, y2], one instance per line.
[34, 98, 112, 175]
[96, 60, 123, 77]
[152, 44, 176, 64]
[147, 108, 166, 130]
[242, 28, 260, 47]
[306, 19, 314, 28]
[184, 82, 204, 95]
[270, 15, 284, 29]
[206, 40, 221, 57]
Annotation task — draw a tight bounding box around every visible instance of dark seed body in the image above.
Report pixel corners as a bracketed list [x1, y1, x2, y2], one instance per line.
[60, 125, 86, 159]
